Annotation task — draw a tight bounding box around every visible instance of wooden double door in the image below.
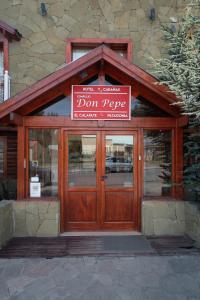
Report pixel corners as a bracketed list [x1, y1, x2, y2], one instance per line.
[63, 130, 139, 231]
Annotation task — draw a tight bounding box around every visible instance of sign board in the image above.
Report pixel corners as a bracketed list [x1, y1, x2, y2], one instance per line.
[72, 85, 131, 120]
[30, 182, 41, 197]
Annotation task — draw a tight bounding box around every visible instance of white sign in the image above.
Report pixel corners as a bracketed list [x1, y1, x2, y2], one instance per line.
[31, 176, 39, 182]
[30, 182, 41, 197]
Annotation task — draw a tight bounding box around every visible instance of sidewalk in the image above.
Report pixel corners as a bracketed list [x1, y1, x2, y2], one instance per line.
[0, 256, 200, 300]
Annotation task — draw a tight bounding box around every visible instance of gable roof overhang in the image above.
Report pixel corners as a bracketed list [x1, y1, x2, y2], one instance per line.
[0, 20, 22, 41]
[0, 45, 182, 123]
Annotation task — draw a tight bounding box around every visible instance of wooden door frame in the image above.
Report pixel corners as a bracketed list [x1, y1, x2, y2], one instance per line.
[17, 116, 184, 234]
[60, 128, 140, 232]
[62, 130, 102, 231]
[100, 130, 139, 230]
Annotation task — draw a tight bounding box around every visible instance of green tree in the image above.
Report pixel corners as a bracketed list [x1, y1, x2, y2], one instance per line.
[151, 0, 200, 200]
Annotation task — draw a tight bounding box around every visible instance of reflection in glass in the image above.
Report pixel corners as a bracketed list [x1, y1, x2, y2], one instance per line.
[144, 130, 172, 196]
[131, 96, 170, 117]
[82, 75, 99, 85]
[105, 75, 121, 86]
[29, 129, 58, 197]
[0, 138, 5, 177]
[105, 136, 134, 187]
[72, 48, 92, 61]
[30, 95, 71, 116]
[68, 135, 96, 186]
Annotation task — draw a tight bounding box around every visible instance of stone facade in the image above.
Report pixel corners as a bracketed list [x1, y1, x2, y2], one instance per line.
[0, 0, 191, 96]
[185, 202, 200, 244]
[13, 201, 60, 237]
[0, 200, 13, 249]
[142, 200, 186, 236]
[142, 200, 200, 242]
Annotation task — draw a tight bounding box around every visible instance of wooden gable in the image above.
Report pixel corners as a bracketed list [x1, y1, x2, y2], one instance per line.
[0, 45, 182, 124]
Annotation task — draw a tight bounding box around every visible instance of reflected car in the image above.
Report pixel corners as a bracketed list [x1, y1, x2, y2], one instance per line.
[105, 157, 133, 173]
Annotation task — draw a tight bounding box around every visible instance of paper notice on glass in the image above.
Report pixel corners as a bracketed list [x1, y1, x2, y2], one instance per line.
[30, 182, 41, 197]
[31, 176, 39, 182]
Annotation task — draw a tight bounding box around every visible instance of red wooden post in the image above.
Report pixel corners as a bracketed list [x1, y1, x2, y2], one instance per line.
[174, 123, 184, 199]
[17, 126, 25, 199]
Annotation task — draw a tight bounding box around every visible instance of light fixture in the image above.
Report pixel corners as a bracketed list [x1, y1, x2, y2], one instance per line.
[40, 3, 47, 16]
[149, 8, 156, 21]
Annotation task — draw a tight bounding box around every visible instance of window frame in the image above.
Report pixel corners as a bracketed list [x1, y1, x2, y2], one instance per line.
[66, 38, 133, 63]
[0, 136, 7, 178]
[0, 35, 9, 73]
[26, 127, 60, 199]
[142, 128, 175, 199]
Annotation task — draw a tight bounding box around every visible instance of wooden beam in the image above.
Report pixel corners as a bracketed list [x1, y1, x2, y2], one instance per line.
[23, 116, 177, 128]
[17, 126, 25, 199]
[0, 126, 17, 131]
[174, 123, 184, 199]
[177, 115, 189, 127]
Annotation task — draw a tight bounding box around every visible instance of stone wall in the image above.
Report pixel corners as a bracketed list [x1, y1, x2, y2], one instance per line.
[0, 0, 191, 96]
[142, 200, 186, 236]
[13, 201, 60, 237]
[0, 200, 13, 249]
[185, 202, 200, 244]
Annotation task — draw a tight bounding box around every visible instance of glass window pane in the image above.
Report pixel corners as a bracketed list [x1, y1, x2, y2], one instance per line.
[105, 135, 134, 187]
[0, 138, 5, 177]
[68, 135, 96, 186]
[72, 48, 92, 61]
[82, 75, 99, 85]
[131, 96, 170, 117]
[144, 130, 172, 196]
[29, 129, 58, 197]
[105, 75, 121, 86]
[31, 95, 71, 116]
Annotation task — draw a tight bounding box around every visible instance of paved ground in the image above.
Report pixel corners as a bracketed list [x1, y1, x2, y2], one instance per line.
[0, 256, 200, 300]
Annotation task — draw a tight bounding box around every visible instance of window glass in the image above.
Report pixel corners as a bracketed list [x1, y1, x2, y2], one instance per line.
[0, 137, 6, 177]
[81, 75, 99, 85]
[72, 48, 92, 61]
[131, 96, 170, 117]
[72, 44, 127, 62]
[68, 135, 96, 186]
[105, 75, 121, 85]
[105, 135, 134, 187]
[29, 129, 58, 197]
[31, 95, 71, 116]
[144, 130, 172, 196]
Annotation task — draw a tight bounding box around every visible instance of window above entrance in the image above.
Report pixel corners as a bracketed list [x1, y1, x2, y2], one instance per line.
[0, 21, 22, 103]
[66, 38, 133, 63]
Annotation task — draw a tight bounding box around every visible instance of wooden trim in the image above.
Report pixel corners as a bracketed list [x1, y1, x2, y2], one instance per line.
[3, 37, 9, 71]
[0, 20, 22, 41]
[0, 45, 183, 120]
[174, 123, 184, 199]
[9, 112, 23, 126]
[23, 116, 179, 128]
[66, 38, 133, 63]
[17, 126, 25, 199]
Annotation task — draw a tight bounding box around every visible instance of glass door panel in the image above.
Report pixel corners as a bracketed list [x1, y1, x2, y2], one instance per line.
[105, 135, 134, 187]
[68, 135, 96, 187]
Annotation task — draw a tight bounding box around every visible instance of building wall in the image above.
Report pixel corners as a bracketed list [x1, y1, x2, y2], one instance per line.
[13, 201, 60, 237]
[0, 0, 190, 97]
[0, 200, 13, 249]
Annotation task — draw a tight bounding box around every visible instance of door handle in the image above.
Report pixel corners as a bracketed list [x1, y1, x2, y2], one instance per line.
[101, 175, 108, 180]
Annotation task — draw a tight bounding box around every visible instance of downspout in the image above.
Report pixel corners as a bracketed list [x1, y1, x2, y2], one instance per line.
[3, 70, 10, 101]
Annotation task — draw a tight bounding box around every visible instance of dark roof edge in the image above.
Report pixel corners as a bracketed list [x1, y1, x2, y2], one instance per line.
[0, 20, 22, 41]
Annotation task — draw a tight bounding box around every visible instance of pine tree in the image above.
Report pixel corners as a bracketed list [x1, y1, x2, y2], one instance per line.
[151, 0, 200, 200]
